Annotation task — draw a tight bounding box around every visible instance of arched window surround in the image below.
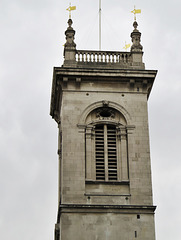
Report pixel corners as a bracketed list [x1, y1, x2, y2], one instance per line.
[78, 100, 132, 127]
[77, 100, 135, 184]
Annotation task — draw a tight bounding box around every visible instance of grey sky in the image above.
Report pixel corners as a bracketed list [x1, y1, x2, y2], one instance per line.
[0, 0, 181, 239]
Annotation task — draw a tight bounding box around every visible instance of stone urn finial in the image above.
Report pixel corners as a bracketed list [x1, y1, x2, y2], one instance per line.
[63, 19, 77, 66]
[68, 19, 73, 28]
[64, 19, 76, 49]
[130, 21, 143, 52]
[133, 21, 138, 31]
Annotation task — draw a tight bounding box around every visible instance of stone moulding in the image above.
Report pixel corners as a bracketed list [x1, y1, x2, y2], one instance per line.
[59, 204, 156, 214]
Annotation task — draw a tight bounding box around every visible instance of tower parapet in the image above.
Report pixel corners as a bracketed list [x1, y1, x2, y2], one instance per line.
[63, 19, 145, 69]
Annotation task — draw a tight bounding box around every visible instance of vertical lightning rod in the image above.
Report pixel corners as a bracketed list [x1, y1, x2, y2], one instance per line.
[99, 0, 101, 50]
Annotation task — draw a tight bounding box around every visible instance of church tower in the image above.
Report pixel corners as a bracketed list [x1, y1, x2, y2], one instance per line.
[50, 16, 157, 240]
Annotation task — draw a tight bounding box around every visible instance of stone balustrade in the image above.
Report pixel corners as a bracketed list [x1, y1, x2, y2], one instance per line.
[76, 50, 131, 64]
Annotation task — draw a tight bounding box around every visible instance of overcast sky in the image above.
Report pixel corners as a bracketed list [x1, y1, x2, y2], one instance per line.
[1, 0, 181, 239]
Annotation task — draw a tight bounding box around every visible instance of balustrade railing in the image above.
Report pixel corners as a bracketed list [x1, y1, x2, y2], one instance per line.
[76, 50, 131, 64]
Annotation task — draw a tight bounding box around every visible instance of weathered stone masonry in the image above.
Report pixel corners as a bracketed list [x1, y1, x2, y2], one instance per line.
[50, 18, 157, 240]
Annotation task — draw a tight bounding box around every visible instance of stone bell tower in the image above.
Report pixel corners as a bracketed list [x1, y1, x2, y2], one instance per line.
[50, 18, 157, 240]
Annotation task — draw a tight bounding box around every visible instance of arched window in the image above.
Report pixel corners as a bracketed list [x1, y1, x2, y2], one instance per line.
[84, 105, 129, 183]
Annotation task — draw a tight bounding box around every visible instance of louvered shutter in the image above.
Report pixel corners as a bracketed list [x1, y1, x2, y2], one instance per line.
[107, 126, 117, 180]
[95, 124, 118, 181]
[95, 125, 105, 180]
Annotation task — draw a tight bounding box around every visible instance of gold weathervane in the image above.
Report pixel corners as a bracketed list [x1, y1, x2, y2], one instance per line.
[131, 6, 141, 21]
[66, 3, 76, 19]
[123, 42, 131, 51]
